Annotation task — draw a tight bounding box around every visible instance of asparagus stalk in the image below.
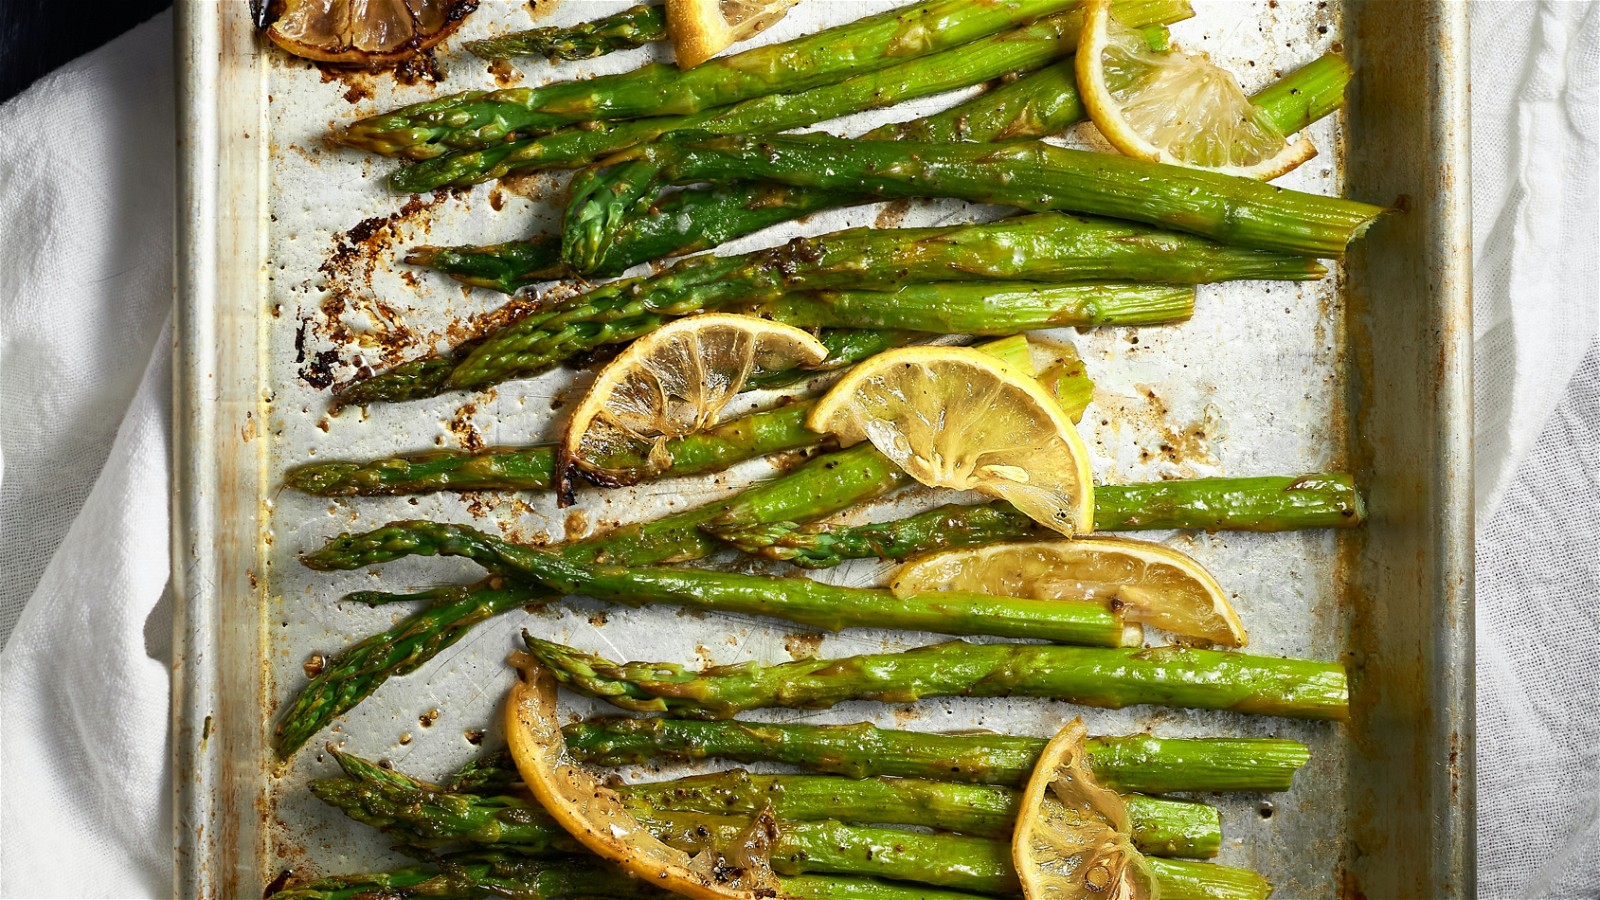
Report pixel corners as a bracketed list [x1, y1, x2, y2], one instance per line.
[301, 521, 1141, 648]
[563, 131, 1387, 268]
[391, 2, 1191, 193]
[525, 634, 1350, 721]
[747, 281, 1194, 333]
[286, 399, 818, 496]
[1251, 52, 1355, 135]
[410, 46, 1345, 288]
[619, 770, 1219, 855]
[560, 718, 1311, 793]
[318, 750, 1219, 856]
[273, 855, 682, 900]
[466, 4, 667, 61]
[274, 444, 903, 756]
[341, 213, 1322, 407]
[278, 858, 990, 900]
[716, 473, 1367, 566]
[649, 814, 1262, 897]
[337, 0, 1080, 159]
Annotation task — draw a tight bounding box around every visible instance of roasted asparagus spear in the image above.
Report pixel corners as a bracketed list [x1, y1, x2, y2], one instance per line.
[274, 444, 904, 756]
[338, 0, 1081, 159]
[524, 633, 1350, 720]
[341, 213, 1320, 407]
[466, 4, 667, 62]
[559, 717, 1312, 793]
[563, 130, 1385, 269]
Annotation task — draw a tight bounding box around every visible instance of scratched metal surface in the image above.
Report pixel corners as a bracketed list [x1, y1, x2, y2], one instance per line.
[172, 1, 1472, 897]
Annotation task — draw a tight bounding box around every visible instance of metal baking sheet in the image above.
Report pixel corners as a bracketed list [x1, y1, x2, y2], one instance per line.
[172, 1, 1473, 897]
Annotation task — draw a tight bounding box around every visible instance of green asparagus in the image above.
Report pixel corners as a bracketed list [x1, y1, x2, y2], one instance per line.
[338, 0, 1080, 159]
[274, 444, 903, 756]
[391, 2, 1191, 192]
[314, 759, 1261, 897]
[317, 750, 1219, 856]
[747, 281, 1195, 333]
[278, 846, 1266, 900]
[525, 634, 1350, 720]
[282, 457, 1362, 751]
[340, 213, 1322, 407]
[563, 131, 1387, 269]
[277, 857, 989, 900]
[412, 47, 1346, 287]
[286, 399, 818, 496]
[301, 520, 1140, 647]
[715, 473, 1367, 566]
[466, 4, 667, 61]
[560, 718, 1312, 793]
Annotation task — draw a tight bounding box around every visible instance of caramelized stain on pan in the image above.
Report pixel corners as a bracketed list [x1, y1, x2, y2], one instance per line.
[784, 632, 826, 660]
[1088, 383, 1222, 477]
[498, 169, 565, 201]
[487, 59, 521, 87]
[873, 199, 914, 230]
[447, 401, 486, 451]
[307, 192, 454, 388]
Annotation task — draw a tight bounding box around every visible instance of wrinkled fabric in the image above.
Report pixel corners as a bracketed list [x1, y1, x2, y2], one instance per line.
[0, 3, 1596, 898]
[0, 12, 175, 899]
[1469, 3, 1600, 899]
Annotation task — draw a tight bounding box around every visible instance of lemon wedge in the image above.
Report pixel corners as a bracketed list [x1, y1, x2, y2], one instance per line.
[1014, 718, 1160, 900]
[1077, 0, 1316, 180]
[265, 0, 477, 65]
[561, 313, 827, 487]
[807, 346, 1095, 536]
[667, 0, 802, 68]
[505, 653, 783, 899]
[891, 537, 1247, 647]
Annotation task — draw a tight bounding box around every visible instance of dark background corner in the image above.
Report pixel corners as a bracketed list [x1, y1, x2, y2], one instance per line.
[0, 0, 174, 104]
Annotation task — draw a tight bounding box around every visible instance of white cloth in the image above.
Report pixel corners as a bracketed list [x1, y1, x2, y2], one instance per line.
[1471, 3, 1600, 899]
[0, 13, 176, 899]
[0, 4, 1596, 898]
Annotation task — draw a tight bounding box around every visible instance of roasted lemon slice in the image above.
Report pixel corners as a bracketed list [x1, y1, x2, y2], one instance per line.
[265, 0, 477, 65]
[667, 0, 802, 68]
[808, 346, 1095, 536]
[561, 314, 828, 486]
[505, 653, 783, 899]
[891, 537, 1247, 647]
[1014, 718, 1160, 900]
[1077, 0, 1316, 180]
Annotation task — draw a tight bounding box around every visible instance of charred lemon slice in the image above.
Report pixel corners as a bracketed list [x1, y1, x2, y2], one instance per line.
[265, 0, 477, 65]
[505, 653, 784, 899]
[1077, 0, 1316, 180]
[892, 537, 1248, 647]
[1014, 718, 1159, 899]
[808, 345, 1096, 536]
[667, 0, 802, 68]
[560, 314, 828, 487]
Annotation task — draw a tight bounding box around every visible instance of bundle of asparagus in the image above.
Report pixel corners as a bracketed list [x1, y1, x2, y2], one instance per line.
[412, 52, 1349, 285]
[278, 450, 1360, 754]
[391, 1, 1194, 193]
[280, 2, 1372, 896]
[276, 738, 1295, 900]
[338, 0, 1083, 158]
[336, 212, 1316, 407]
